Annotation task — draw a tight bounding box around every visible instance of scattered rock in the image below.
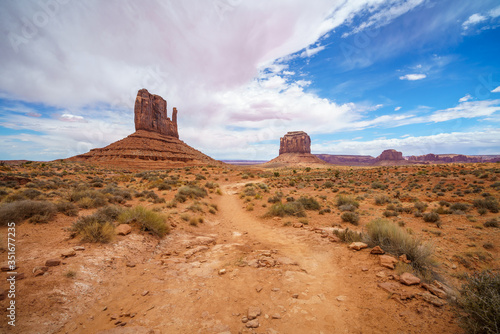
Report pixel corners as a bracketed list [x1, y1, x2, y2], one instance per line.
[421, 283, 447, 299]
[399, 272, 420, 285]
[361, 267, 369, 272]
[370, 246, 385, 254]
[126, 262, 136, 268]
[218, 269, 226, 275]
[349, 242, 368, 251]
[256, 286, 263, 293]
[271, 288, 280, 292]
[292, 293, 299, 299]
[247, 306, 261, 320]
[329, 235, 340, 242]
[1, 264, 15, 271]
[33, 266, 49, 277]
[379, 255, 398, 269]
[336, 295, 347, 301]
[73, 246, 85, 251]
[241, 316, 248, 323]
[141, 291, 149, 297]
[377, 282, 400, 294]
[8, 272, 25, 280]
[245, 319, 260, 328]
[399, 254, 411, 264]
[376, 271, 386, 278]
[183, 246, 209, 259]
[116, 224, 132, 236]
[45, 259, 61, 267]
[272, 313, 281, 319]
[61, 249, 76, 258]
[421, 292, 447, 307]
[272, 217, 282, 221]
[293, 223, 303, 228]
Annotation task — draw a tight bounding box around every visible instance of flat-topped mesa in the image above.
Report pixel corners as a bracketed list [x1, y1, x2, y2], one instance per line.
[377, 149, 404, 161]
[134, 88, 179, 138]
[279, 131, 311, 155]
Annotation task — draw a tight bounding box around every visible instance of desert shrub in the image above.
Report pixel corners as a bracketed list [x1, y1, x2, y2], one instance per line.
[364, 219, 433, 276]
[383, 210, 398, 217]
[187, 202, 204, 213]
[473, 197, 500, 213]
[265, 202, 306, 218]
[297, 196, 321, 210]
[450, 202, 469, 212]
[0, 200, 56, 225]
[70, 188, 107, 208]
[157, 182, 172, 191]
[483, 219, 498, 228]
[457, 270, 500, 334]
[205, 182, 218, 189]
[339, 204, 357, 212]
[319, 208, 331, 215]
[3, 192, 27, 203]
[267, 192, 283, 203]
[341, 212, 359, 225]
[323, 181, 335, 188]
[336, 195, 359, 209]
[174, 185, 207, 202]
[22, 189, 43, 199]
[333, 228, 363, 242]
[71, 214, 115, 243]
[101, 186, 132, 200]
[371, 181, 387, 190]
[414, 201, 428, 212]
[423, 212, 440, 223]
[95, 205, 123, 221]
[374, 195, 390, 205]
[118, 206, 169, 237]
[56, 201, 79, 217]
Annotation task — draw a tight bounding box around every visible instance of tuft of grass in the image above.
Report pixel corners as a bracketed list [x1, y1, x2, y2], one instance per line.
[423, 212, 440, 223]
[333, 227, 363, 243]
[174, 185, 207, 202]
[364, 219, 434, 277]
[457, 270, 500, 334]
[69, 188, 107, 208]
[56, 201, 79, 217]
[336, 195, 359, 209]
[297, 196, 321, 210]
[265, 201, 306, 218]
[374, 195, 390, 205]
[64, 270, 77, 278]
[0, 200, 56, 225]
[473, 197, 500, 213]
[414, 201, 428, 212]
[341, 212, 360, 225]
[118, 206, 169, 237]
[71, 214, 115, 243]
[483, 219, 498, 228]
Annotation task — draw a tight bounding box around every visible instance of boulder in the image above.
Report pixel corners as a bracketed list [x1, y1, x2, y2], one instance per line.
[45, 259, 61, 267]
[348, 242, 368, 251]
[279, 131, 311, 154]
[245, 319, 260, 328]
[421, 292, 447, 307]
[399, 272, 421, 285]
[116, 224, 132, 236]
[370, 246, 385, 254]
[61, 249, 76, 258]
[379, 255, 398, 269]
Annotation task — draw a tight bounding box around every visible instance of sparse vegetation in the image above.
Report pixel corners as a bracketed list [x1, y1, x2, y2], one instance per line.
[0, 200, 56, 225]
[341, 211, 359, 225]
[118, 206, 169, 237]
[265, 201, 306, 217]
[71, 214, 115, 243]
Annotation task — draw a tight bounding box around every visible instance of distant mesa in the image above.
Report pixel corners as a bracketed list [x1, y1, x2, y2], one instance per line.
[376, 149, 404, 161]
[67, 89, 219, 169]
[264, 131, 327, 166]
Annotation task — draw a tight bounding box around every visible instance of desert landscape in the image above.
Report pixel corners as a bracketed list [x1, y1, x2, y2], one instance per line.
[1, 1, 500, 334]
[0, 88, 499, 334]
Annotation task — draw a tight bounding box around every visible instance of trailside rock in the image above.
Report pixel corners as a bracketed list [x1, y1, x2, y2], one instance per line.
[349, 242, 368, 251]
[116, 224, 132, 236]
[247, 306, 261, 320]
[370, 246, 385, 254]
[399, 272, 421, 285]
[45, 259, 61, 267]
[279, 131, 311, 154]
[379, 255, 398, 269]
[134, 88, 179, 138]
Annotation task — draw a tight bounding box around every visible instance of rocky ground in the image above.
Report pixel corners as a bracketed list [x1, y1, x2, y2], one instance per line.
[0, 161, 498, 333]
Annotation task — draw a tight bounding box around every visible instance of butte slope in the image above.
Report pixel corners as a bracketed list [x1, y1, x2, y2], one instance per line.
[68, 89, 219, 169]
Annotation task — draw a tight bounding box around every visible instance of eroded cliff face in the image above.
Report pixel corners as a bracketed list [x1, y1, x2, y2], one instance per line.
[376, 149, 404, 161]
[134, 88, 179, 138]
[279, 131, 311, 155]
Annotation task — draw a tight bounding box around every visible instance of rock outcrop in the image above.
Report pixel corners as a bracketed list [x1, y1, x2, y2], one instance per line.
[315, 154, 376, 166]
[134, 89, 178, 138]
[68, 89, 219, 169]
[407, 154, 487, 164]
[376, 149, 404, 161]
[279, 131, 311, 155]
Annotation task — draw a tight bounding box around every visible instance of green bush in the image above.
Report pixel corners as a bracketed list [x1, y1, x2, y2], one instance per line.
[473, 197, 500, 213]
[423, 212, 440, 223]
[374, 195, 390, 205]
[297, 196, 321, 210]
[0, 200, 56, 225]
[414, 201, 428, 212]
[341, 212, 359, 225]
[450, 202, 469, 212]
[118, 206, 169, 237]
[174, 185, 207, 202]
[457, 270, 500, 334]
[56, 201, 79, 216]
[70, 188, 107, 208]
[265, 202, 306, 218]
[364, 219, 434, 276]
[336, 195, 359, 209]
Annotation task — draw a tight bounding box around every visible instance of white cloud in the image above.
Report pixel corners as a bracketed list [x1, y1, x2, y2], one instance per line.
[459, 94, 472, 102]
[492, 86, 500, 93]
[399, 74, 426, 81]
[394, 106, 401, 111]
[490, 6, 500, 18]
[300, 45, 326, 57]
[462, 13, 487, 29]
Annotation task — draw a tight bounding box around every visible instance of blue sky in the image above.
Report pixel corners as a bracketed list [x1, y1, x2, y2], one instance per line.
[1, 0, 500, 161]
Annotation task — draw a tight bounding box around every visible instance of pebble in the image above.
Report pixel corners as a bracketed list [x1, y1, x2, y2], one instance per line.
[245, 319, 259, 328]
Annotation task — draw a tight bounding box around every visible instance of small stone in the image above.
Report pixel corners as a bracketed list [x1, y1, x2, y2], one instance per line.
[45, 259, 61, 267]
[348, 242, 368, 251]
[421, 292, 447, 307]
[421, 283, 447, 299]
[272, 217, 282, 221]
[103, 306, 108, 311]
[141, 291, 149, 296]
[126, 262, 136, 268]
[379, 255, 398, 269]
[256, 286, 263, 293]
[8, 272, 25, 280]
[218, 269, 226, 275]
[1, 264, 14, 272]
[245, 319, 259, 328]
[110, 314, 118, 320]
[293, 223, 303, 228]
[241, 316, 248, 323]
[247, 306, 261, 320]
[33, 269, 45, 277]
[33, 266, 49, 274]
[399, 272, 421, 286]
[376, 271, 386, 278]
[292, 293, 299, 299]
[272, 287, 280, 292]
[399, 254, 411, 264]
[116, 224, 132, 236]
[61, 249, 76, 258]
[361, 267, 369, 272]
[271, 313, 281, 319]
[370, 246, 385, 254]
[73, 246, 85, 251]
[329, 235, 340, 242]
[336, 295, 347, 301]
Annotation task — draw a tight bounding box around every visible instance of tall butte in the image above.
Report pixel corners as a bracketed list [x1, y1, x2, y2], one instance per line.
[265, 131, 327, 166]
[68, 89, 219, 169]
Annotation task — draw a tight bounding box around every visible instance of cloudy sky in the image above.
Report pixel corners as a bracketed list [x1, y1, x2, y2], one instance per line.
[1, 0, 500, 161]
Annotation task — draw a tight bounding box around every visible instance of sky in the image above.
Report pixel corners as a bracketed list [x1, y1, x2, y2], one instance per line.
[1, 0, 500, 161]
